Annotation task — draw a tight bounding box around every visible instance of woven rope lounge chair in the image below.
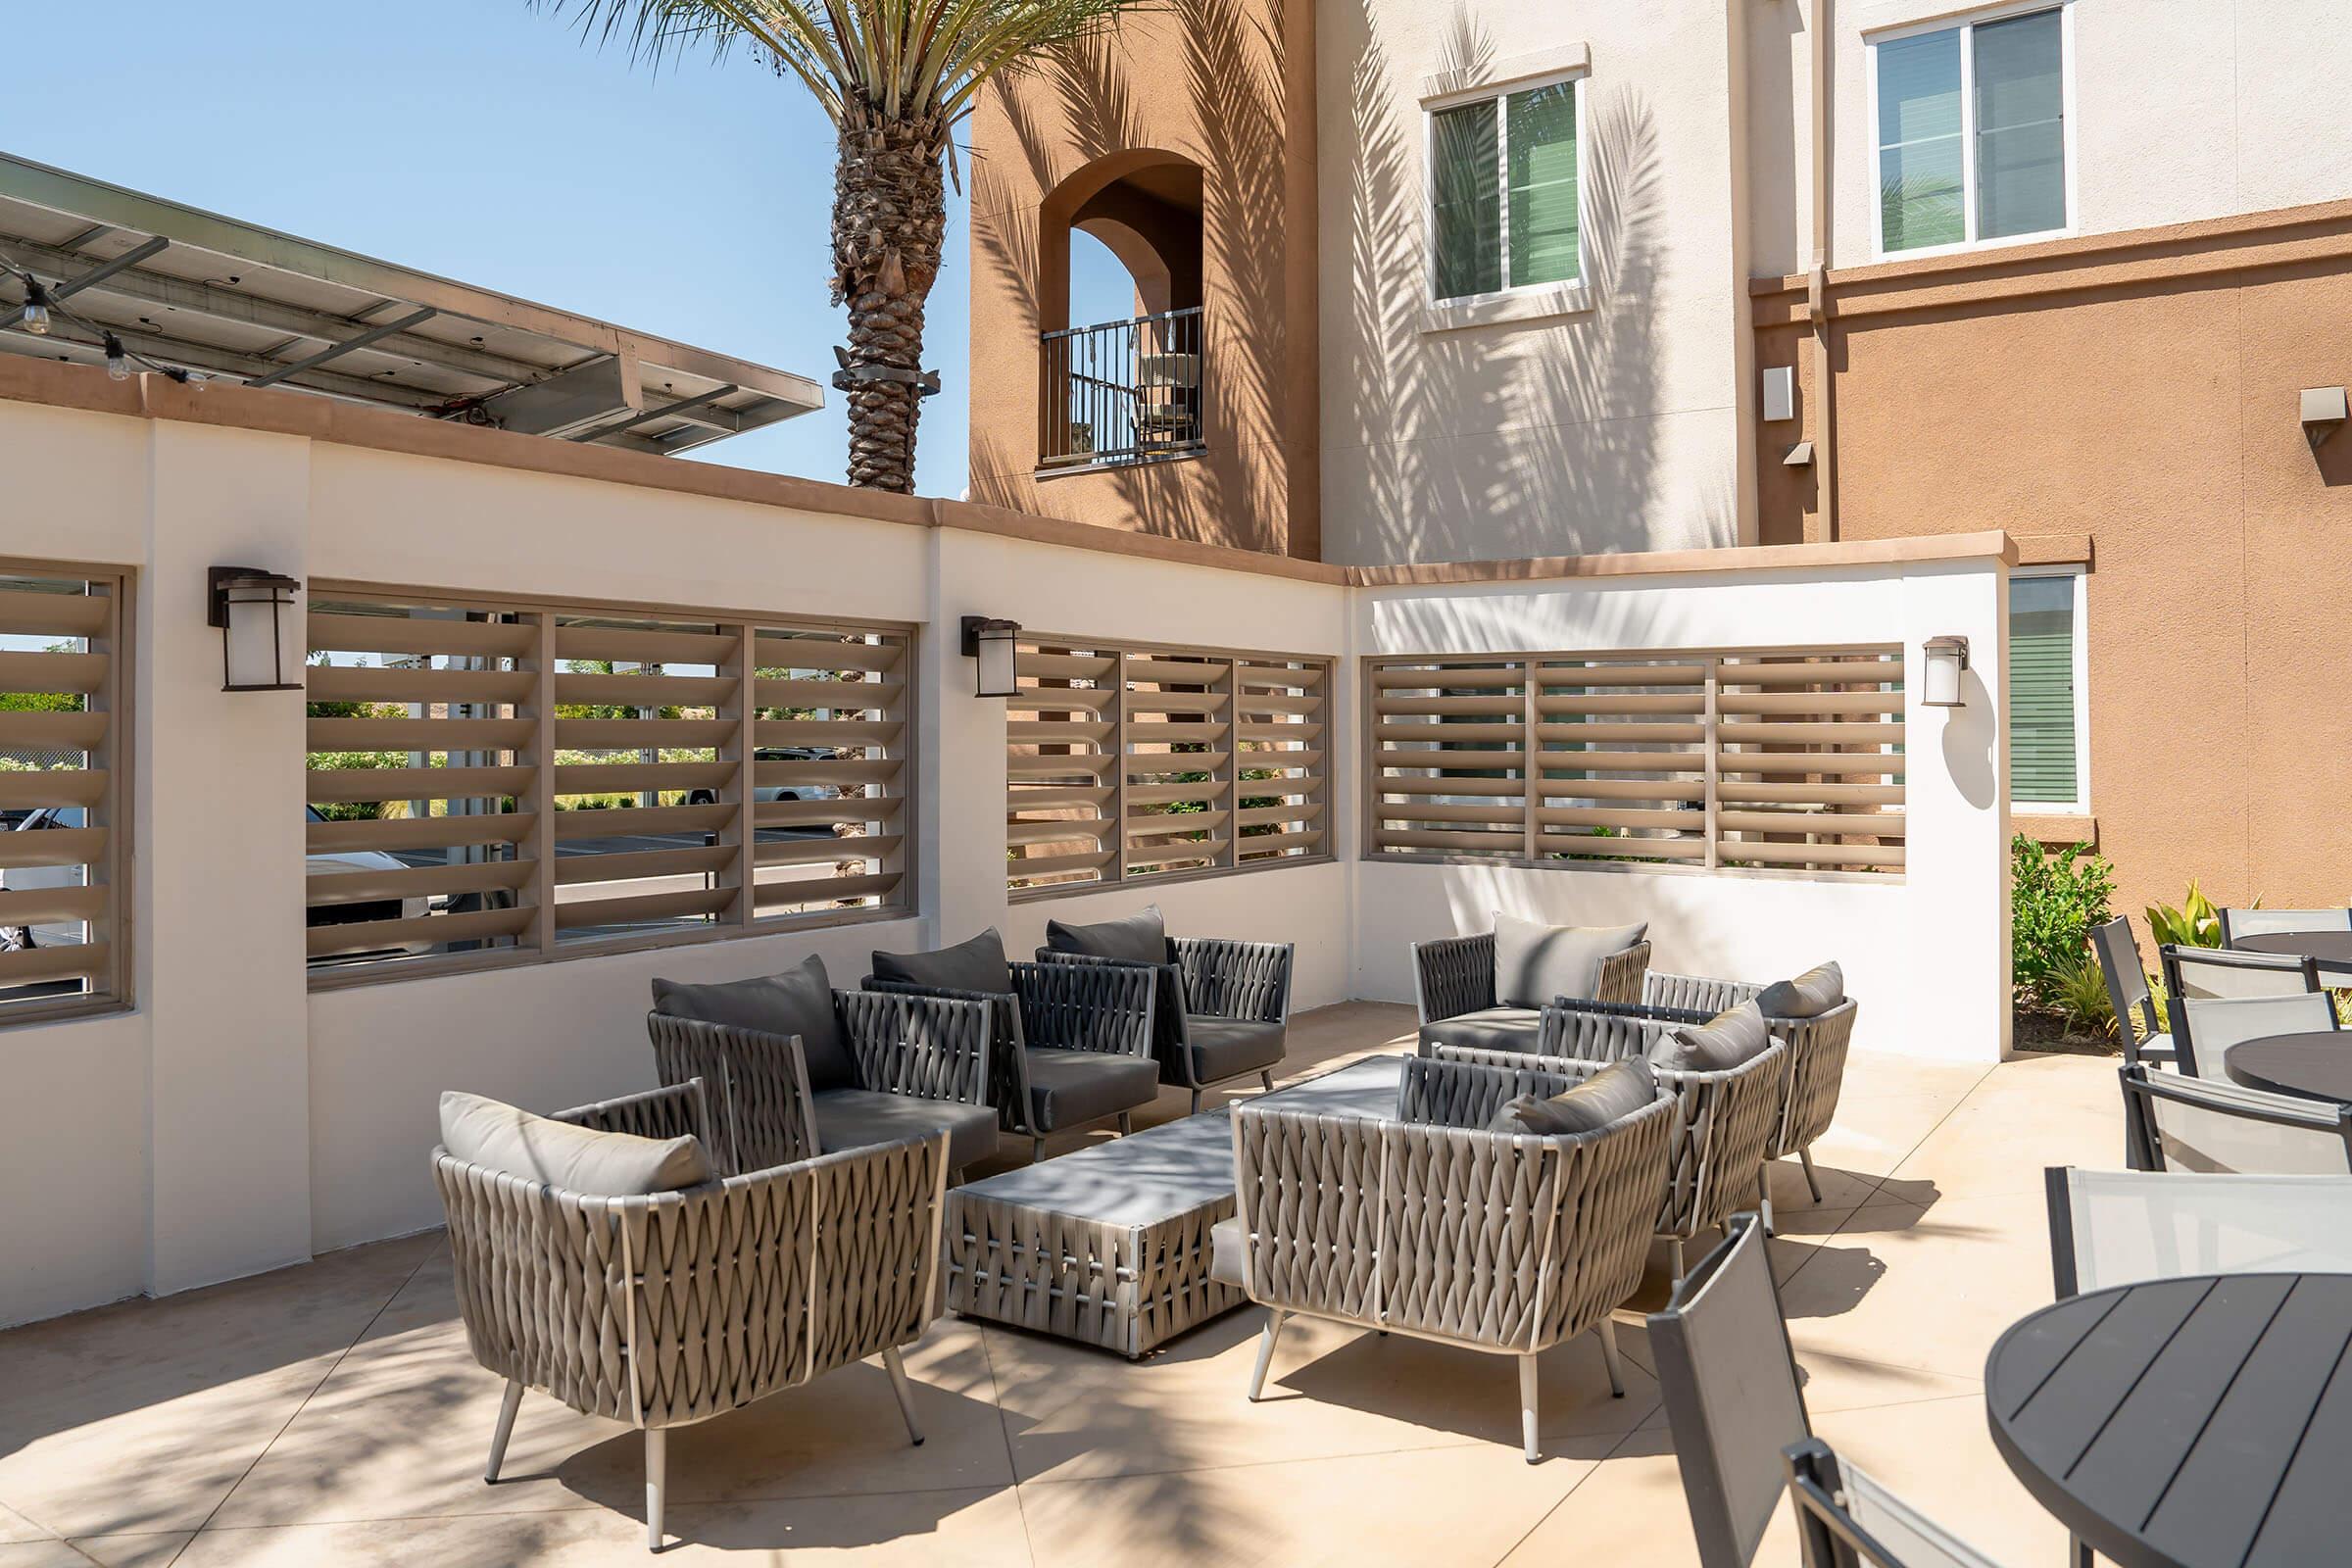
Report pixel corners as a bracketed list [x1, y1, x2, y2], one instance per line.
[1412, 921, 1653, 1058]
[1219, 1055, 1674, 1462]
[434, 1079, 948, 1552]
[1037, 919, 1296, 1113]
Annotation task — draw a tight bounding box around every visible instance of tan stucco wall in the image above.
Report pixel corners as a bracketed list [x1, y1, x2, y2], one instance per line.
[1315, 0, 1756, 566]
[1754, 204, 2352, 921]
[963, 0, 1321, 558]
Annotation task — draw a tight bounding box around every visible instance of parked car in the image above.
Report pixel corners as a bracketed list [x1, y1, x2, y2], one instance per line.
[685, 746, 842, 808]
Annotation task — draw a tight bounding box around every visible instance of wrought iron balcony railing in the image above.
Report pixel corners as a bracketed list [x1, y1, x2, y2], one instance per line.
[1039, 307, 1204, 470]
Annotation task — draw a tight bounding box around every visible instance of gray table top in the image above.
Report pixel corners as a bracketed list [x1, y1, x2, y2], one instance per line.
[2232, 931, 2352, 969]
[951, 1054, 1404, 1227]
[2223, 1030, 2352, 1106]
[1986, 1273, 2352, 1568]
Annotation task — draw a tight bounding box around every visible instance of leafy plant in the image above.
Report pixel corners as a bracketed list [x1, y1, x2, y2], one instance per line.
[2144, 881, 2239, 950]
[2011, 834, 2116, 1007]
[2045, 946, 2116, 1038]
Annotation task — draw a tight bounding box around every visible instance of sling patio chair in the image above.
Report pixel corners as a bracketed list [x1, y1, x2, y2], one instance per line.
[1214, 1054, 1673, 1463]
[434, 1079, 948, 1552]
[1557, 959, 1855, 1219]
[2089, 916, 2175, 1070]
[2162, 983, 2332, 1081]
[1033, 904, 1295, 1113]
[648, 953, 1000, 1180]
[2217, 906, 2352, 943]
[1786, 1439, 2015, 1568]
[2116, 1064, 2352, 1175]
[1413, 912, 1652, 1057]
[866, 926, 1159, 1160]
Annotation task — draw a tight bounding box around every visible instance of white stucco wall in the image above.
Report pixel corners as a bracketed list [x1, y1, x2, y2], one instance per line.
[0, 389, 2010, 1326]
[1316, 0, 1755, 566]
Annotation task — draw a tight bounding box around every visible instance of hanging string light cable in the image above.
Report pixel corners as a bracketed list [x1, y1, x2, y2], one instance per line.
[0, 245, 200, 384]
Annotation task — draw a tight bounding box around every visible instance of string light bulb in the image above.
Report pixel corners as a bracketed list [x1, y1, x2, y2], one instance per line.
[20, 276, 53, 335]
[103, 332, 129, 381]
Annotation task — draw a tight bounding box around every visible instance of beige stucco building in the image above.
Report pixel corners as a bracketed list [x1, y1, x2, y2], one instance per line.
[968, 0, 2352, 918]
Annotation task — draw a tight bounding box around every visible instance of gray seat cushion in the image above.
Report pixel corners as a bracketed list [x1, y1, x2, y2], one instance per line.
[1489, 1058, 1659, 1136]
[1045, 906, 1168, 966]
[439, 1090, 710, 1195]
[1023, 1047, 1161, 1132]
[870, 928, 1014, 997]
[811, 1087, 999, 1171]
[1417, 1004, 1544, 1057]
[1649, 1000, 1773, 1072]
[1209, 1214, 1248, 1288]
[651, 954, 858, 1092]
[1493, 912, 1649, 1007]
[1757, 960, 1845, 1018]
[1186, 1015, 1287, 1084]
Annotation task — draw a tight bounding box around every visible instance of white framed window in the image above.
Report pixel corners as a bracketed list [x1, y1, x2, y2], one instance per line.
[2009, 566, 2088, 812]
[1424, 69, 1586, 307]
[1868, 3, 2073, 258]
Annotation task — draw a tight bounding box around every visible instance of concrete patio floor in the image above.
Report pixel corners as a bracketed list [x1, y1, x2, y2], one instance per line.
[0, 1003, 2121, 1567]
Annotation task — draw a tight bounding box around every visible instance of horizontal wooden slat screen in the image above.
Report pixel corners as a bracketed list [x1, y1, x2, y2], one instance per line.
[1368, 646, 1905, 875]
[1006, 638, 1332, 895]
[306, 588, 913, 979]
[0, 565, 127, 1018]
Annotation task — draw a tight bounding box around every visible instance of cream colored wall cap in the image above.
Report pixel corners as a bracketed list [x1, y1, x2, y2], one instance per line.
[1419, 41, 1592, 106]
[1417, 281, 1593, 335]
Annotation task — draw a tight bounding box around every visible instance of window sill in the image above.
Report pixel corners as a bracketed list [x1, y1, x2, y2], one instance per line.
[1033, 445, 1207, 483]
[2014, 811, 2096, 847]
[1418, 284, 1592, 335]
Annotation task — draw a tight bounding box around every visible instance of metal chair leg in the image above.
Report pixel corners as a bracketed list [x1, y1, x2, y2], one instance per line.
[1669, 1237, 1686, 1284]
[1116, 1110, 1133, 1136]
[882, 1345, 924, 1446]
[644, 1427, 666, 1553]
[1190, 1088, 1203, 1115]
[1031, 1135, 1047, 1163]
[1259, 1068, 1275, 1093]
[1519, 1353, 1543, 1463]
[484, 1378, 523, 1484]
[1248, 1309, 1289, 1401]
[1799, 1147, 1825, 1202]
[1596, 1318, 1626, 1398]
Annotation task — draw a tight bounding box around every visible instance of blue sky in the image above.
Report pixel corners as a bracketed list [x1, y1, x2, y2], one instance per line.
[0, 0, 1128, 497]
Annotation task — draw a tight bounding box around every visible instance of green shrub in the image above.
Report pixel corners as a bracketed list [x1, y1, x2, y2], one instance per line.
[2046, 947, 2117, 1037]
[2145, 881, 2233, 950]
[2012, 833, 2116, 1008]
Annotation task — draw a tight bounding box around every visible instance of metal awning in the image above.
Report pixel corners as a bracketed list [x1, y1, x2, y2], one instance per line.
[0, 154, 824, 456]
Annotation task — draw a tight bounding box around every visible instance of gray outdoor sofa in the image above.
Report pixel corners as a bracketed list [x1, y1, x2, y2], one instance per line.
[648, 953, 1001, 1179]
[1413, 914, 1652, 1057]
[434, 1078, 948, 1552]
[1034, 906, 1296, 1113]
[1214, 1054, 1675, 1462]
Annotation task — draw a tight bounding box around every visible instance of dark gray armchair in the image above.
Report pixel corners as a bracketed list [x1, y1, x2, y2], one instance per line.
[866, 927, 1159, 1160]
[1413, 917, 1653, 1058]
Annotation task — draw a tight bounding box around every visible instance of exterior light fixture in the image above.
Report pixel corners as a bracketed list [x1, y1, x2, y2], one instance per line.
[960, 615, 1021, 699]
[2300, 386, 2346, 450]
[103, 332, 129, 381]
[1783, 441, 1815, 466]
[19, 276, 53, 335]
[1921, 634, 1970, 708]
[208, 566, 305, 691]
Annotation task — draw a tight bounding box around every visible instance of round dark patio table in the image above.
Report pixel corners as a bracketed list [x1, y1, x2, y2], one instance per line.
[2231, 930, 2352, 978]
[2223, 1030, 2352, 1106]
[1986, 1272, 2352, 1568]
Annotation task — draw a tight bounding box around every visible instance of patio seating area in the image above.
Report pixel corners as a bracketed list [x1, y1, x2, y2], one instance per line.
[0, 1001, 2113, 1567]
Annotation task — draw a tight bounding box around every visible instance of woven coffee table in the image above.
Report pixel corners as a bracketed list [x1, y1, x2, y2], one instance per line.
[945, 1054, 1402, 1357]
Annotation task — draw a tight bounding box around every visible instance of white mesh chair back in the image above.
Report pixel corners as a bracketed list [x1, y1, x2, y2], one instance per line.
[2166, 947, 2314, 1002]
[1786, 1440, 2013, 1568]
[2222, 906, 2352, 941]
[2124, 1069, 2352, 1175]
[2173, 992, 2332, 1078]
[2047, 1167, 2352, 1298]
[1647, 1213, 1808, 1568]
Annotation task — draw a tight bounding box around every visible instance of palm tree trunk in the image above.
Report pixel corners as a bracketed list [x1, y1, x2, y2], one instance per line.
[832, 103, 947, 493]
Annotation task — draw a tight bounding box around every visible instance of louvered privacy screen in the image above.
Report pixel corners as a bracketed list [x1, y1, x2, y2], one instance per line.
[1005, 638, 1331, 894]
[0, 565, 125, 1016]
[306, 588, 911, 976]
[1368, 647, 1905, 874]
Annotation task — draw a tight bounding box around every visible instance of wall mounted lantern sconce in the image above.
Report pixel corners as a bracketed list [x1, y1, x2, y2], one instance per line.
[1921, 634, 1970, 708]
[2300, 386, 2346, 450]
[209, 566, 305, 692]
[960, 615, 1021, 699]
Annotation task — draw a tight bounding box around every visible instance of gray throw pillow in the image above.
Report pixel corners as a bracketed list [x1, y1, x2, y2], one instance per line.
[1490, 1059, 1659, 1136]
[1492, 912, 1649, 1008]
[1756, 960, 1844, 1018]
[1046, 906, 1167, 966]
[1648, 1000, 1772, 1073]
[871, 927, 1014, 998]
[439, 1090, 710, 1195]
[651, 953, 857, 1092]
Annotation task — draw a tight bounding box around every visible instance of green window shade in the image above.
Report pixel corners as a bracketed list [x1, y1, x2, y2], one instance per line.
[1876, 28, 1964, 251]
[1974, 10, 2065, 238]
[1433, 101, 1500, 300]
[2009, 575, 2079, 804]
[1507, 82, 1579, 286]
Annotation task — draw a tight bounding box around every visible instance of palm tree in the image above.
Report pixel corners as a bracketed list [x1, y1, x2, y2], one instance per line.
[537, 0, 1142, 493]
